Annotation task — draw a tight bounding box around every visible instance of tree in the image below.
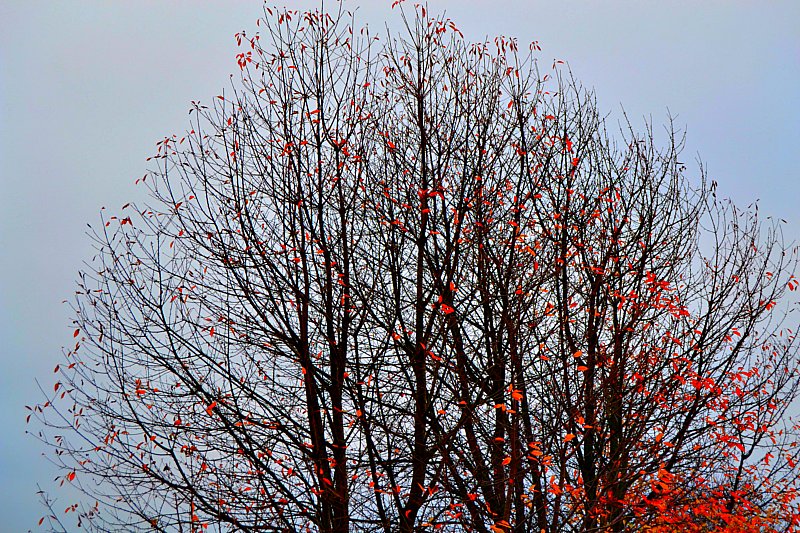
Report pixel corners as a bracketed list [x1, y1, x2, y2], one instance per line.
[30, 3, 800, 532]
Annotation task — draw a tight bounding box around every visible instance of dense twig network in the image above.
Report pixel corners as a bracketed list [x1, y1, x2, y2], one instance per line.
[30, 3, 800, 532]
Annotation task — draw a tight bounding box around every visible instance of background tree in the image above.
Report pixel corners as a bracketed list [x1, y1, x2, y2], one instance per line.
[30, 3, 800, 532]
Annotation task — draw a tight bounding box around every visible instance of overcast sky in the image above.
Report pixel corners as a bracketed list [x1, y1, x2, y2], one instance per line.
[1, 1, 798, 530]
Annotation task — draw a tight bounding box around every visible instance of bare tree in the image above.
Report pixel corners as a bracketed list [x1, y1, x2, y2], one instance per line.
[30, 4, 800, 532]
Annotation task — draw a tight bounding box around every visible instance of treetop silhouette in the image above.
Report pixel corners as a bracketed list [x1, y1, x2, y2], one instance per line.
[30, 3, 800, 532]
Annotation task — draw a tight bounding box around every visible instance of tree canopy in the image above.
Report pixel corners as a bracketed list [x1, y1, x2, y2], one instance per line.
[31, 4, 800, 532]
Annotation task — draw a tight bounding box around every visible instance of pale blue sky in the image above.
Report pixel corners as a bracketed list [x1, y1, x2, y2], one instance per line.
[1, 1, 798, 530]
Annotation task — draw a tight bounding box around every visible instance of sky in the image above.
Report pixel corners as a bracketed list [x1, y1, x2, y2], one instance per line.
[1, 1, 798, 530]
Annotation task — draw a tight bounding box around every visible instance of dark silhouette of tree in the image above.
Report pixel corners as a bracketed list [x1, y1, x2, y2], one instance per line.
[30, 3, 800, 532]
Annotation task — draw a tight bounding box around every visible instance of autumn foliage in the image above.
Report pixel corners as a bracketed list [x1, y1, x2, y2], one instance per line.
[30, 3, 800, 532]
